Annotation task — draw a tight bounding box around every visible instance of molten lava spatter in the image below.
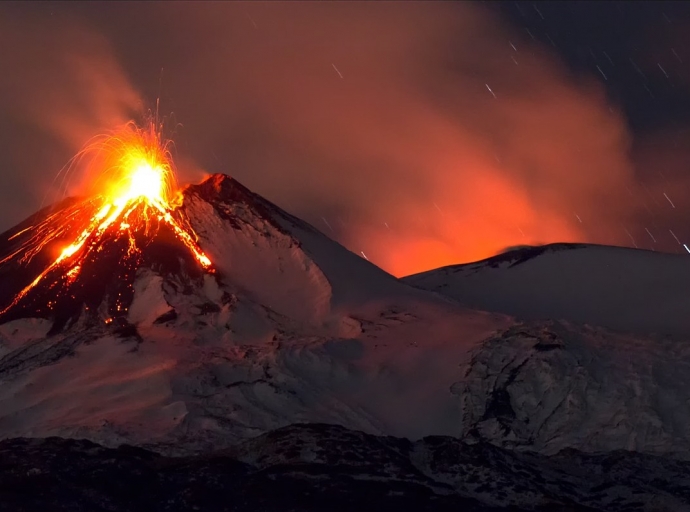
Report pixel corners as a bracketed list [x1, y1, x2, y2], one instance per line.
[0, 121, 212, 319]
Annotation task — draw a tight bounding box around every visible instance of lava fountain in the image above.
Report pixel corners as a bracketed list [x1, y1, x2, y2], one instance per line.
[0, 121, 213, 318]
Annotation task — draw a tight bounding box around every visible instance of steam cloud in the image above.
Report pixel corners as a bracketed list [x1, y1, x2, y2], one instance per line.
[0, 11, 141, 217]
[0, 3, 684, 276]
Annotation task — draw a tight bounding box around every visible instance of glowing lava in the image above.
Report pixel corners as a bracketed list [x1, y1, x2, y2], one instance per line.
[0, 121, 212, 317]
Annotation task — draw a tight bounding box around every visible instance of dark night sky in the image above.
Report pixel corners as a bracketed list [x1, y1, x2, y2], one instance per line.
[1, 1, 690, 276]
[495, 1, 690, 134]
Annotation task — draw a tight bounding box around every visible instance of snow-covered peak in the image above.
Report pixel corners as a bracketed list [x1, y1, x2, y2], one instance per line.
[183, 174, 412, 314]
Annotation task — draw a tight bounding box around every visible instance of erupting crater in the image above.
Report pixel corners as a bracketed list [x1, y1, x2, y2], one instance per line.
[0, 121, 213, 330]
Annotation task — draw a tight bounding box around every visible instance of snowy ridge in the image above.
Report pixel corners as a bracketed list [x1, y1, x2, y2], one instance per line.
[404, 243, 690, 336]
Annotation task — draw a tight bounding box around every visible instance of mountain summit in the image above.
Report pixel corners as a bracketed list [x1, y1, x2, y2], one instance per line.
[404, 242, 690, 336]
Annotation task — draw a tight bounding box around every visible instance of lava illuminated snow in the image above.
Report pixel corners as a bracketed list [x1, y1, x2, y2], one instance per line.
[0, 121, 213, 317]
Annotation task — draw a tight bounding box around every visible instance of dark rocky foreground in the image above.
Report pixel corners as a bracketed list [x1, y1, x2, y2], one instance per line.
[1, 423, 688, 512]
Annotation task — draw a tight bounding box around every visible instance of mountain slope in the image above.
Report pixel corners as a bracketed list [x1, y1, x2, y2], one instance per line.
[404, 243, 690, 336]
[184, 175, 409, 313]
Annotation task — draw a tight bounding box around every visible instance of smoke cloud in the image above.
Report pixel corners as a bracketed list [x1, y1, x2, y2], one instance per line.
[164, 2, 638, 275]
[0, 2, 682, 276]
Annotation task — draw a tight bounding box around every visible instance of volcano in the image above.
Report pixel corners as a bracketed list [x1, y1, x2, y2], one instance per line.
[0, 198, 207, 332]
[1, 172, 496, 450]
[2, 174, 690, 510]
[0, 121, 213, 331]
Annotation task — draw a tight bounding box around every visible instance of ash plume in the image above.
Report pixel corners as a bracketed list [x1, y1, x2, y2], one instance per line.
[0, 2, 683, 275]
[157, 2, 639, 276]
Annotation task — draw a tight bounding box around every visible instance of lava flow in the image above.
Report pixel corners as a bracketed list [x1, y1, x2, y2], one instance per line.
[0, 121, 213, 318]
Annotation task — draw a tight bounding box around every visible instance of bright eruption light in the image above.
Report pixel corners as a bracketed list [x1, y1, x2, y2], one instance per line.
[0, 121, 213, 317]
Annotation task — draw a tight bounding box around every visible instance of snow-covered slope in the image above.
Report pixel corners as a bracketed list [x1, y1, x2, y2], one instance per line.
[183, 175, 422, 320]
[0, 297, 508, 454]
[404, 243, 690, 336]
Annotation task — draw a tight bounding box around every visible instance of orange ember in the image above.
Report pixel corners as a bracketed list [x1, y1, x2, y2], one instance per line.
[0, 121, 212, 316]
